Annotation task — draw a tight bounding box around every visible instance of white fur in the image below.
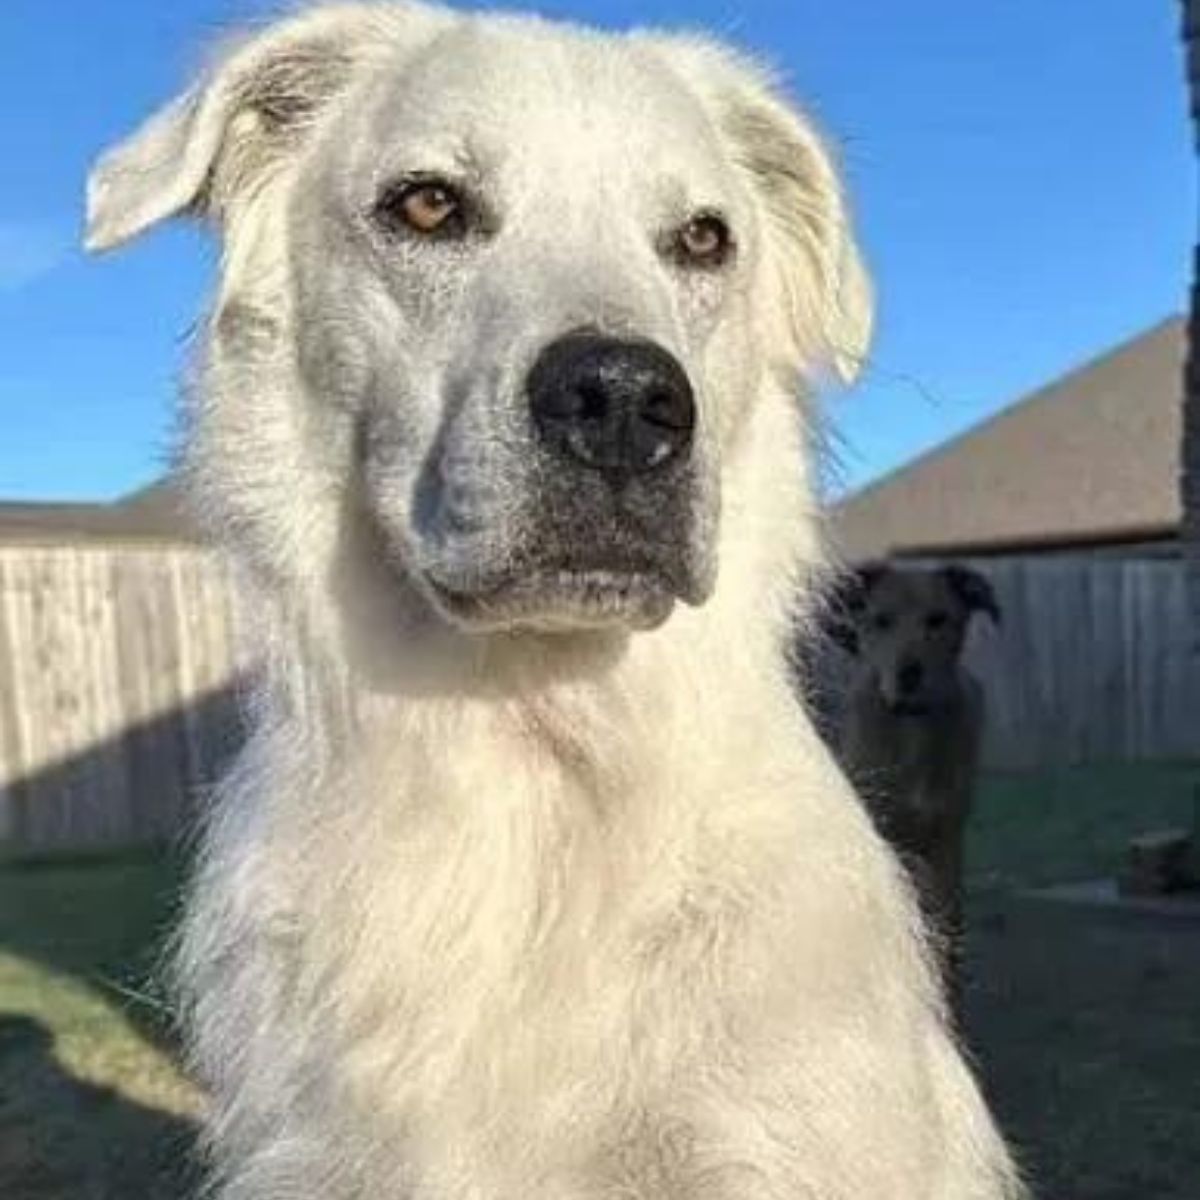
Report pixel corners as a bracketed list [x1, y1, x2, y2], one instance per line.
[87, 4, 1023, 1197]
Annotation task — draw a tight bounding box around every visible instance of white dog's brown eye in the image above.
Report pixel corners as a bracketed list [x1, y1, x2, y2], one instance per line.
[376, 179, 466, 238]
[673, 213, 733, 268]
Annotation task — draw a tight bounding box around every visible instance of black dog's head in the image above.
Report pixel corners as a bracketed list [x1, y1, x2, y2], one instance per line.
[828, 562, 1000, 714]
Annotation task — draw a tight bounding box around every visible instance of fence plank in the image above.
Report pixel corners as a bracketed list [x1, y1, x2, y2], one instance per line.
[808, 556, 1200, 773]
[1, 548, 1198, 851]
[0, 545, 247, 852]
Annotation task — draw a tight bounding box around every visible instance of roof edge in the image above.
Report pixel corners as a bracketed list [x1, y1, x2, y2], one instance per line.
[838, 313, 1185, 508]
[871, 523, 1180, 562]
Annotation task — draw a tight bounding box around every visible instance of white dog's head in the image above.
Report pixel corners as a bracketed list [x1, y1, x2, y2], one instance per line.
[87, 3, 869, 639]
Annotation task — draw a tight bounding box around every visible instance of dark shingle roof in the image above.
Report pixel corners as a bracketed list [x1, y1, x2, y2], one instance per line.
[0, 481, 199, 544]
[830, 317, 1184, 561]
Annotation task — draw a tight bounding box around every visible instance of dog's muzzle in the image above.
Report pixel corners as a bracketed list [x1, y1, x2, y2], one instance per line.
[413, 334, 711, 634]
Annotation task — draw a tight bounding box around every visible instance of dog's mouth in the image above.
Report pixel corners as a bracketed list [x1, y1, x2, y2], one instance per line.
[425, 565, 685, 633]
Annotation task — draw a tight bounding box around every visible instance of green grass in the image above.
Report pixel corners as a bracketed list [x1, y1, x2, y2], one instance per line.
[968, 760, 1200, 891]
[0, 853, 200, 1200]
[965, 897, 1200, 1200]
[1, 763, 1199, 1199]
[959, 760, 1200, 1200]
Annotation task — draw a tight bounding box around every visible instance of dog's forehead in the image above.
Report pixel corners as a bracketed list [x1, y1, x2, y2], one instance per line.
[358, 20, 730, 187]
[869, 571, 962, 617]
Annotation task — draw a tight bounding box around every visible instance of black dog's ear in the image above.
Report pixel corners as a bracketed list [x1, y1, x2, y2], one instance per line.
[941, 564, 1001, 625]
[824, 561, 889, 654]
[854, 561, 889, 602]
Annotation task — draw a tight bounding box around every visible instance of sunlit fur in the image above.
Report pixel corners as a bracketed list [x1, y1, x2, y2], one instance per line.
[87, 5, 1023, 1197]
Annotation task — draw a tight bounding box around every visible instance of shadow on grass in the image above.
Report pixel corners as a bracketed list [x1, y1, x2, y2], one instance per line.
[3, 746, 1200, 1200]
[0, 691, 240, 1198]
[962, 890, 1200, 1200]
[0, 851, 204, 1199]
[0, 1014, 199, 1200]
[959, 763, 1200, 1199]
[0, 681, 250, 1051]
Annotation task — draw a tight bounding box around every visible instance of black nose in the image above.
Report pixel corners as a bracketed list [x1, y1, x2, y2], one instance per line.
[527, 334, 695, 477]
[898, 662, 924, 696]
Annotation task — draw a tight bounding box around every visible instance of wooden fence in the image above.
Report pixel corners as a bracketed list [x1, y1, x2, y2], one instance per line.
[959, 558, 1200, 769]
[0, 547, 1197, 852]
[812, 557, 1200, 772]
[0, 544, 249, 853]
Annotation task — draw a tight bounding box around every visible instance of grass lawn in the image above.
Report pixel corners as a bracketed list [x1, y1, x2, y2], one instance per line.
[0, 761, 1198, 1199]
[968, 760, 1200, 891]
[964, 760, 1200, 1200]
[965, 896, 1200, 1200]
[0, 854, 200, 1199]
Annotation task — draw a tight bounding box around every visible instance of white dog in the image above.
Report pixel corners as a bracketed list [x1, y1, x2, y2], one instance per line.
[87, 4, 1023, 1197]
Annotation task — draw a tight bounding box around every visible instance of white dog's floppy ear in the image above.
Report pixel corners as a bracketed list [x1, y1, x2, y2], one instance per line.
[85, 4, 447, 252]
[727, 90, 873, 384]
[646, 38, 872, 383]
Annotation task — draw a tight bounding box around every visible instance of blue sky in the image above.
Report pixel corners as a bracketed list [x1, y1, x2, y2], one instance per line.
[1, 0, 1193, 501]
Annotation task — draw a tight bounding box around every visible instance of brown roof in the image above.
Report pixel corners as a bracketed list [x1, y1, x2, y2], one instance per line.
[111, 478, 199, 539]
[830, 317, 1185, 562]
[0, 480, 199, 544]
